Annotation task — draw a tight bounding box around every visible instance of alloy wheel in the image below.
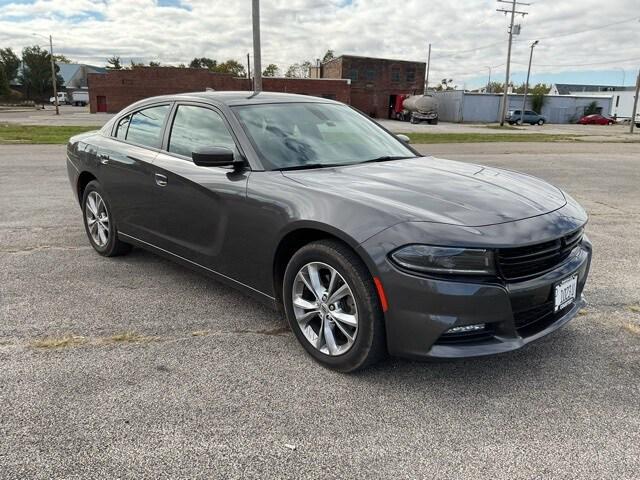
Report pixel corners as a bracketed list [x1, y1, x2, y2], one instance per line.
[292, 262, 358, 356]
[85, 191, 109, 248]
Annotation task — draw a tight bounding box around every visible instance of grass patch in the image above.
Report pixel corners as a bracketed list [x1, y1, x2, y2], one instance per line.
[0, 123, 97, 144]
[622, 322, 640, 336]
[403, 132, 581, 144]
[629, 305, 640, 313]
[108, 331, 154, 343]
[485, 125, 521, 130]
[31, 335, 86, 349]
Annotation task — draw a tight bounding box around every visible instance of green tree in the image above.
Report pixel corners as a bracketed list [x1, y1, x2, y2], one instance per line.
[129, 60, 144, 68]
[322, 49, 335, 63]
[54, 54, 72, 64]
[0, 67, 10, 96]
[262, 63, 279, 77]
[285, 61, 312, 78]
[583, 100, 599, 116]
[215, 59, 245, 76]
[0, 47, 21, 83]
[149, 61, 161, 67]
[106, 56, 122, 70]
[19, 45, 64, 101]
[486, 81, 504, 93]
[434, 78, 455, 91]
[189, 57, 217, 69]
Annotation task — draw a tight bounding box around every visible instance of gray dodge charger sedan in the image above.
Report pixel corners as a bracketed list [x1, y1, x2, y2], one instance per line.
[66, 91, 592, 372]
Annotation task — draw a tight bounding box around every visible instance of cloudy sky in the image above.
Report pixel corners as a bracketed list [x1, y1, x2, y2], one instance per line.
[1, 0, 638, 89]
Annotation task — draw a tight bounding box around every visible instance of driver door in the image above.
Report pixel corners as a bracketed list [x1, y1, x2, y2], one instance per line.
[150, 103, 249, 271]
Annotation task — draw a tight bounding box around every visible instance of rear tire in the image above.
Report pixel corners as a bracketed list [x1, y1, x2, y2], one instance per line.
[537, 119, 545, 125]
[81, 180, 131, 257]
[283, 240, 386, 372]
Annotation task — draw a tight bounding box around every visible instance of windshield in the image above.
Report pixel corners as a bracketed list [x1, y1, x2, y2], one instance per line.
[233, 103, 416, 170]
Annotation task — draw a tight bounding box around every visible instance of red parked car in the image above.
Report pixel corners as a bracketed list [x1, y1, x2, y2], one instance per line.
[577, 114, 616, 125]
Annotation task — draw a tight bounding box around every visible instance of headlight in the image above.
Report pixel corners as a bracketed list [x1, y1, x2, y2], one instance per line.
[390, 245, 495, 275]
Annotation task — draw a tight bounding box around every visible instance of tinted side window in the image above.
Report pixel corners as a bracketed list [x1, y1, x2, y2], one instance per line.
[125, 105, 170, 148]
[115, 115, 130, 140]
[168, 105, 236, 158]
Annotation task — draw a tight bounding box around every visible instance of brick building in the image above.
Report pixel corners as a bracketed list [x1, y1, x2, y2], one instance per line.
[88, 67, 351, 113]
[87, 55, 425, 117]
[321, 55, 426, 118]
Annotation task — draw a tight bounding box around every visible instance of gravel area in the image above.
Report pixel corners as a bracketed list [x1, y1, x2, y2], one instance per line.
[1, 142, 639, 479]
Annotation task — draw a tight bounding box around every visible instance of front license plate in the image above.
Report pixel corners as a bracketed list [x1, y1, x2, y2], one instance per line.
[554, 274, 578, 312]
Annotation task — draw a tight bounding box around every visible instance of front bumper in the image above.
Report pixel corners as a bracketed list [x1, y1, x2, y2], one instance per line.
[360, 228, 592, 360]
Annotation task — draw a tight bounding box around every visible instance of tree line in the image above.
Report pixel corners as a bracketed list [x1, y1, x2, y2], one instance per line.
[0, 46, 65, 102]
[104, 49, 337, 79]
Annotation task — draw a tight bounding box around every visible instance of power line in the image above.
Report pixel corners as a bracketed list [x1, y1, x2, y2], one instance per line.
[516, 55, 640, 68]
[520, 16, 640, 42]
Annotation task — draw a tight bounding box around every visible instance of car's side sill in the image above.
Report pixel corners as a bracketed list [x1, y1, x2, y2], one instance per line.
[118, 232, 277, 307]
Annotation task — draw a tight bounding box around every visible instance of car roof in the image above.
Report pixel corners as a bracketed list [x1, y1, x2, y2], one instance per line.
[136, 91, 340, 107]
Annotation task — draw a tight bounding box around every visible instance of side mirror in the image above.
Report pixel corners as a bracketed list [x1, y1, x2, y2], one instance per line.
[397, 134, 411, 144]
[192, 146, 239, 167]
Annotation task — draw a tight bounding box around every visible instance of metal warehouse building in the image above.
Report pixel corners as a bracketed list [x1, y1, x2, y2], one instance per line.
[434, 91, 613, 123]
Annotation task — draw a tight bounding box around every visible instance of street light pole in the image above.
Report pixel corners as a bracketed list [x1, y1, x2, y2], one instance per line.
[49, 35, 59, 115]
[424, 43, 431, 94]
[519, 40, 538, 125]
[251, 0, 262, 92]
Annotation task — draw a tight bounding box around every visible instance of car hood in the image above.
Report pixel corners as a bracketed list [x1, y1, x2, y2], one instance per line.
[282, 157, 566, 227]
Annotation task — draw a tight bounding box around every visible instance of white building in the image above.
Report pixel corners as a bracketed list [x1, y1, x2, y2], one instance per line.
[433, 91, 612, 123]
[550, 84, 636, 119]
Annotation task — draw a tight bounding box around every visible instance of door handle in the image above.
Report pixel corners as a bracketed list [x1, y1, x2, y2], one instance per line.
[155, 173, 168, 187]
[98, 153, 110, 165]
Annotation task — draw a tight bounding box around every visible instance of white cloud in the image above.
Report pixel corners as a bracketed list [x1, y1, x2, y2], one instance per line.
[0, 0, 638, 87]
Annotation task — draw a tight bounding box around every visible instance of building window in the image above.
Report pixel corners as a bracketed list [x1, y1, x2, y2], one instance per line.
[406, 68, 416, 83]
[391, 67, 400, 82]
[348, 68, 358, 81]
[365, 69, 376, 81]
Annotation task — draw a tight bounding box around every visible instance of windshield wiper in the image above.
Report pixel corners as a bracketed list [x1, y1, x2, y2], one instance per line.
[359, 155, 416, 164]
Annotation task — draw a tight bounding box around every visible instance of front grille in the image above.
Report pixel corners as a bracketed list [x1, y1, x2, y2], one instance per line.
[497, 229, 583, 281]
[513, 299, 573, 335]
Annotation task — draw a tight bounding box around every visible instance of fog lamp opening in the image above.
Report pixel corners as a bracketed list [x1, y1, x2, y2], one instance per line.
[445, 323, 486, 334]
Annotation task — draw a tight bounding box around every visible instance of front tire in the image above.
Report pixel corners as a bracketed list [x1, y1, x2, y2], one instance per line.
[537, 119, 545, 125]
[82, 180, 131, 257]
[283, 240, 386, 372]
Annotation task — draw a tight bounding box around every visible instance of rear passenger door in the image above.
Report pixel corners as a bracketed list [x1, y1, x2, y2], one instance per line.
[97, 103, 171, 240]
[150, 103, 249, 272]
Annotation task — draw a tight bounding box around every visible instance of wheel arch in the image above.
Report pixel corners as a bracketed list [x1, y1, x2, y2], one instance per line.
[272, 223, 378, 312]
[77, 171, 97, 205]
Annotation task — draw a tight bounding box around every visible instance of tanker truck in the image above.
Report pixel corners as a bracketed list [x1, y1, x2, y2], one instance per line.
[393, 94, 439, 124]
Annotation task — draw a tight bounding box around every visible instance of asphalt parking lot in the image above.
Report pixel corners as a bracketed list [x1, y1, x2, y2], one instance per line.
[1, 142, 639, 479]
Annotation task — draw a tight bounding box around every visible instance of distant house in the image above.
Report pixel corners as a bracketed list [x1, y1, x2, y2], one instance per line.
[550, 83, 636, 119]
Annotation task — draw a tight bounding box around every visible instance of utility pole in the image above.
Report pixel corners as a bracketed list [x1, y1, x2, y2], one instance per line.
[252, 0, 262, 92]
[497, 0, 529, 126]
[424, 43, 431, 94]
[486, 66, 492, 92]
[246, 53, 251, 88]
[630, 68, 639, 134]
[519, 40, 538, 125]
[49, 34, 59, 115]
